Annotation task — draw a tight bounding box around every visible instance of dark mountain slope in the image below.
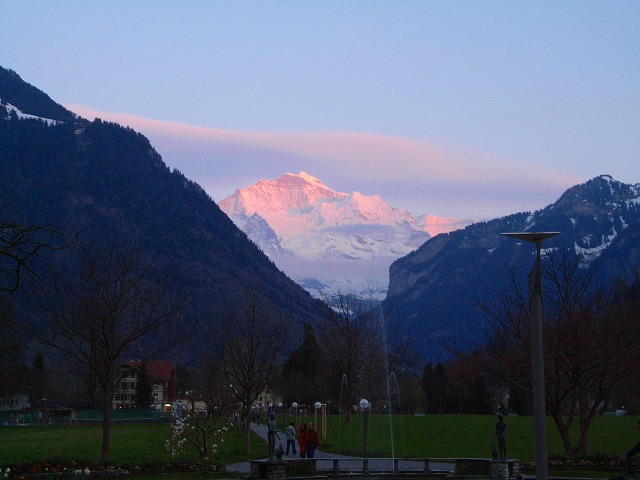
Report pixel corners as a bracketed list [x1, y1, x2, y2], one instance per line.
[0, 67, 76, 122]
[0, 66, 329, 364]
[385, 175, 640, 359]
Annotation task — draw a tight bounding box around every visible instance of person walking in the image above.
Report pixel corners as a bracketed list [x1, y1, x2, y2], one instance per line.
[305, 422, 320, 458]
[495, 413, 507, 459]
[297, 422, 307, 458]
[267, 412, 279, 460]
[285, 422, 297, 456]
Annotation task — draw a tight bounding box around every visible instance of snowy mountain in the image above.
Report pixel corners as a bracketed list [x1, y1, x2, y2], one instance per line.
[385, 175, 640, 359]
[219, 172, 471, 298]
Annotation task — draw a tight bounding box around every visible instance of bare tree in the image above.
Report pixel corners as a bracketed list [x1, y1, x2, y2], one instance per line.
[208, 287, 288, 453]
[319, 291, 404, 420]
[0, 188, 71, 294]
[320, 292, 367, 422]
[0, 295, 26, 398]
[36, 243, 182, 458]
[479, 252, 640, 456]
[194, 360, 238, 416]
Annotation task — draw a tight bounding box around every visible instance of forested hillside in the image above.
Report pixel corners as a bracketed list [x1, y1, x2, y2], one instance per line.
[386, 175, 640, 359]
[0, 66, 329, 366]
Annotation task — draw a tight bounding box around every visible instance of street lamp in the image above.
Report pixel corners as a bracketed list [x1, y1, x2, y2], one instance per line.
[321, 402, 328, 439]
[359, 398, 370, 457]
[291, 402, 298, 425]
[314, 401, 321, 427]
[313, 401, 327, 439]
[41, 397, 48, 424]
[502, 231, 559, 480]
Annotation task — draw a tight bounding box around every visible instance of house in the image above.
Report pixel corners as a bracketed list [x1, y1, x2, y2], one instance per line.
[488, 385, 511, 414]
[251, 384, 283, 412]
[113, 360, 176, 409]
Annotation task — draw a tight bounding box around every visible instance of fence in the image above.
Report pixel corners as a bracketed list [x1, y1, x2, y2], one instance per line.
[0, 408, 172, 426]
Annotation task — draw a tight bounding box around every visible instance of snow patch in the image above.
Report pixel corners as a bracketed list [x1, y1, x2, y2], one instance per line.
[574, 225, 618, 263]
[1, 100, 61, 126]
[620, 216, 628, 229]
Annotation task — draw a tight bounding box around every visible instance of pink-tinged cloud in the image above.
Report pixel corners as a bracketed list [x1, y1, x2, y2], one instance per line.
[68, 104, 582, 218]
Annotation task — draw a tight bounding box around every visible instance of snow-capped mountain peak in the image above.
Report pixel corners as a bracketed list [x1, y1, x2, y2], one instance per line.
[219, 172, 470, 298]
[298, 171, 334, 190]
[221, 172, 347, 217]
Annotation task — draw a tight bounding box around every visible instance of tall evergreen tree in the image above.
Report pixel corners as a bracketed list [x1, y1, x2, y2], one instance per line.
[282, 322, 321, 405]
[31, 352, 47, 402]
[134, 361, 154, 408]
[422, 362, 449, 413]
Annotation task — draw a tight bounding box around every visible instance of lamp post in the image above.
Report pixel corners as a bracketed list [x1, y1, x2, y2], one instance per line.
[291, 402, 298, 426]
[324, 400, 331, 439]
[314, 401, 321, 429]
[359, 398, 370, 457]
[41, 397, 48, 424]
[314, 401, 327, 439]
[322, 402, 327, 440]
[502, 231, 559, 480]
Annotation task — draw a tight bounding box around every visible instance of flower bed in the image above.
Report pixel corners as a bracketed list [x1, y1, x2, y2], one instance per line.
[2, 461, 224, 480]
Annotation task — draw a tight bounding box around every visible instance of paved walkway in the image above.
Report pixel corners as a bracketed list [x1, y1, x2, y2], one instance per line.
[226, 422, 344, 473]
[225, 422, 454, 474]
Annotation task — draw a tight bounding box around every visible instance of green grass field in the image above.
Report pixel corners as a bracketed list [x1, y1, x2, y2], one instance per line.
[0, 414, 637, 478]
[320, 413, 638, 459]
[0, 422, 248, 465]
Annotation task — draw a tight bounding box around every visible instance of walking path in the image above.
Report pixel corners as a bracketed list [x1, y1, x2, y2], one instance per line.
[225, 422, 344, 473]
[225, 422, 454, 474]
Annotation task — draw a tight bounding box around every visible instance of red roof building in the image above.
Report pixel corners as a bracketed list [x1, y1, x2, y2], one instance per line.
[113, 360, 177, 408]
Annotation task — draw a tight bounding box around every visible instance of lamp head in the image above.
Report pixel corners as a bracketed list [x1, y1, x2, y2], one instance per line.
[502, 232, 560, 244]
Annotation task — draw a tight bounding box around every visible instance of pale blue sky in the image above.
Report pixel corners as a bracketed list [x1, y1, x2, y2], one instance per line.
[1, 1, 639, 218]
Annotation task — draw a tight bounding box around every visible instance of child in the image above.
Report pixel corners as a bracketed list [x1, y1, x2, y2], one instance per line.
[297, 423, 307, 458]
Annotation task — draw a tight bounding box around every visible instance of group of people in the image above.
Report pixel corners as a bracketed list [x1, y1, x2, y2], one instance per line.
[284, 421, 320, 458]
[267, 412, 321, 460]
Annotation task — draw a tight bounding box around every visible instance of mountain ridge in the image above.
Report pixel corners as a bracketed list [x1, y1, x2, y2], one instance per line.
[385, 174, 640, 359]
[0, 68, 76, 123]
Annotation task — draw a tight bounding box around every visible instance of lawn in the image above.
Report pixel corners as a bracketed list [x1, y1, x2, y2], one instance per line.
[0, 414, 637, 478]
[319, 413, 638, 460]
[0, 422, 251, 464]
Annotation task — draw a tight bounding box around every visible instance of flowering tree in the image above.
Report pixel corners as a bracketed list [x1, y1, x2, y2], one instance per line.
[166, 408, 228, 463]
